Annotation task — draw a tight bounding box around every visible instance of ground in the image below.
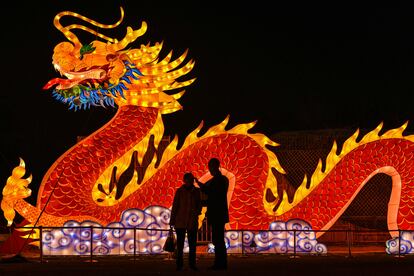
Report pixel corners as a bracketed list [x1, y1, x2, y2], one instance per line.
[1, 249, 414, 276]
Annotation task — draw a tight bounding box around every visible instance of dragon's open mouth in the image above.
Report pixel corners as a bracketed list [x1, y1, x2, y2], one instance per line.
[43, 61, 142, 110]
[43, 65, 109, 90]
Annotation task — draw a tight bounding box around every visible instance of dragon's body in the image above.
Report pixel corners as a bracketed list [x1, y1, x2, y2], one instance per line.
[2, 8, 414, 245]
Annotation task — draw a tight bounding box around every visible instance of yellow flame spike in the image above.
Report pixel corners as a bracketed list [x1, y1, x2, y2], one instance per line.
[154, 60, 195, 82]
[181, 121, 205, 149]
[159, 102, 183, 114]
[170, 90, 186, 100]
[158, 92, 179, 103]
[309, 159, 324, 189]
[325, 141, 340, 173]
[341, 129, 360, 155]
[157, 49, 188, 72]
[228, 121, 256, 134]
[158, 135, 180, 168]
[23, 175, 33, 188]
[292, 175, 308, 202]
[147, 42, 163, 55]
[155, 50, 173, 65]
[107, 22, 148, 52]
[266, 151, 286, 174]
[11, 158, 26, 179]
[159, 49, 188, 72]
[404, 134, 414, 143]
[2, 158, 33, 226]
[134, 43, 163, 66]
[204, 117, 229, 136]
[162, 79, 197, 91]
[248, 133, 279, 148]
[11, 166, 25, 180]
[381, 121, 408, 139]
[19, 157, 25, 167]
[359, 122, 383, 144]
[1, 201, 15, 227]
[276, 191, 293, 216]
[143, 49, 188, 74]
[151, 114, 165, 151]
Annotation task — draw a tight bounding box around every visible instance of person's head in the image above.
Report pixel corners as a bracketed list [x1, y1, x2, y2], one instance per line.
[208, 158, 220, 176]
[183, 172, 195, 187]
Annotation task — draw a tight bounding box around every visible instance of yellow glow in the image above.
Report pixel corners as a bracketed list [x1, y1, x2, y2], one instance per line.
[273, 122, 413, 215]
[52, 8, 195, 114]
[93, 114, 285, 210]
[54, 7, 125, 53]
[1, 158, 32, 226]
[92, 113, 165, 204]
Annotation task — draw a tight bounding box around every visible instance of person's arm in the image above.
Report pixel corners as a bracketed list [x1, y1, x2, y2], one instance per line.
[195, 178, 203, 186]
[195, 179, 208, 194]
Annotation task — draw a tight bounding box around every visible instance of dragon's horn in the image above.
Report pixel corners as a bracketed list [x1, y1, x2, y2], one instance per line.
[54, 7, 125, 54]
[107, 22, 148, 53]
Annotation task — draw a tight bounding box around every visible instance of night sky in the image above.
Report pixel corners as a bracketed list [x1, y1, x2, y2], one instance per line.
[0, 1, 412, 213]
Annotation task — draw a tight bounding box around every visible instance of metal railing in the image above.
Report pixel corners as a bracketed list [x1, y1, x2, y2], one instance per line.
[3, 225, 410, 263]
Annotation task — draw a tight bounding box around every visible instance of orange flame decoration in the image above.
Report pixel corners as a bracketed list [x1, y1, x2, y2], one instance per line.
[3, 8, 414, 254]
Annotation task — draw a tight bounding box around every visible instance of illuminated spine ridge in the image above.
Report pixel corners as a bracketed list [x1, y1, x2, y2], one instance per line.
[273, 123, 414, 237]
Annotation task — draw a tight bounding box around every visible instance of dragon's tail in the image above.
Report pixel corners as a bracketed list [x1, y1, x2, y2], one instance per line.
[1, 158, 32, 226]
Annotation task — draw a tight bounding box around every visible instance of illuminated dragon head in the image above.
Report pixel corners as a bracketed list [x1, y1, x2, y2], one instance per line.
[43, 7, 195, 113]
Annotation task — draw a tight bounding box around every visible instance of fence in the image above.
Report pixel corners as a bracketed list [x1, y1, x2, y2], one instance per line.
[5, 225, 412, 263]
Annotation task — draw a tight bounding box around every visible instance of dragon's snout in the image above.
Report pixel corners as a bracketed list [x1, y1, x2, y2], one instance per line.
[44, 68, 108, 90]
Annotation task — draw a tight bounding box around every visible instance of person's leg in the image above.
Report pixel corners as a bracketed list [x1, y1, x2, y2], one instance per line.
[211, 223, 227, 269]
[187, 229, 198, 269]
[175, 228, 185, 270]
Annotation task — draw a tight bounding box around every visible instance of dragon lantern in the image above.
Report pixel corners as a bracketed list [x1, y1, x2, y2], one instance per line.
[2, 7, 414, 255]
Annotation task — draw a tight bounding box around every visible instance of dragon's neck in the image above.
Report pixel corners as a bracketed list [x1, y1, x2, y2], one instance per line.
[36, 105, 159, 217]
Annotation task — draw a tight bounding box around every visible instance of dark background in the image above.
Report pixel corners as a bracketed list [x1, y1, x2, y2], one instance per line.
[0, 1, 412, 225]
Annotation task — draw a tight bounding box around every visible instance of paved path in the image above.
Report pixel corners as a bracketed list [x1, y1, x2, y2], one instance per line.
[1, 253, 414, 275]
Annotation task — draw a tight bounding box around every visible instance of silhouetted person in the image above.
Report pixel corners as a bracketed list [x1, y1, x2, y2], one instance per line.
[170, 172, 202, 271]
[196, 158, 229, 270]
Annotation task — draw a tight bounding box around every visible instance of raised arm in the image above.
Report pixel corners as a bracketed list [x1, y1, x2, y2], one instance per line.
[195, 179, 208, 193]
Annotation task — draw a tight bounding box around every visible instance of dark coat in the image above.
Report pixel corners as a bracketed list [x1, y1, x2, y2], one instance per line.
[200, 173, 229, 225]
[170, 185, 202, 230]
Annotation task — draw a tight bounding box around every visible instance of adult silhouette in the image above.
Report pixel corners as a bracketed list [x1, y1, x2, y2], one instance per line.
[170, 172, 202, 271]
[196, 158, 229, 270]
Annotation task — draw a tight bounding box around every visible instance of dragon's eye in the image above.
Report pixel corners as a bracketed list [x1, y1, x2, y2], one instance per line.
[80, 42, 96, 60]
